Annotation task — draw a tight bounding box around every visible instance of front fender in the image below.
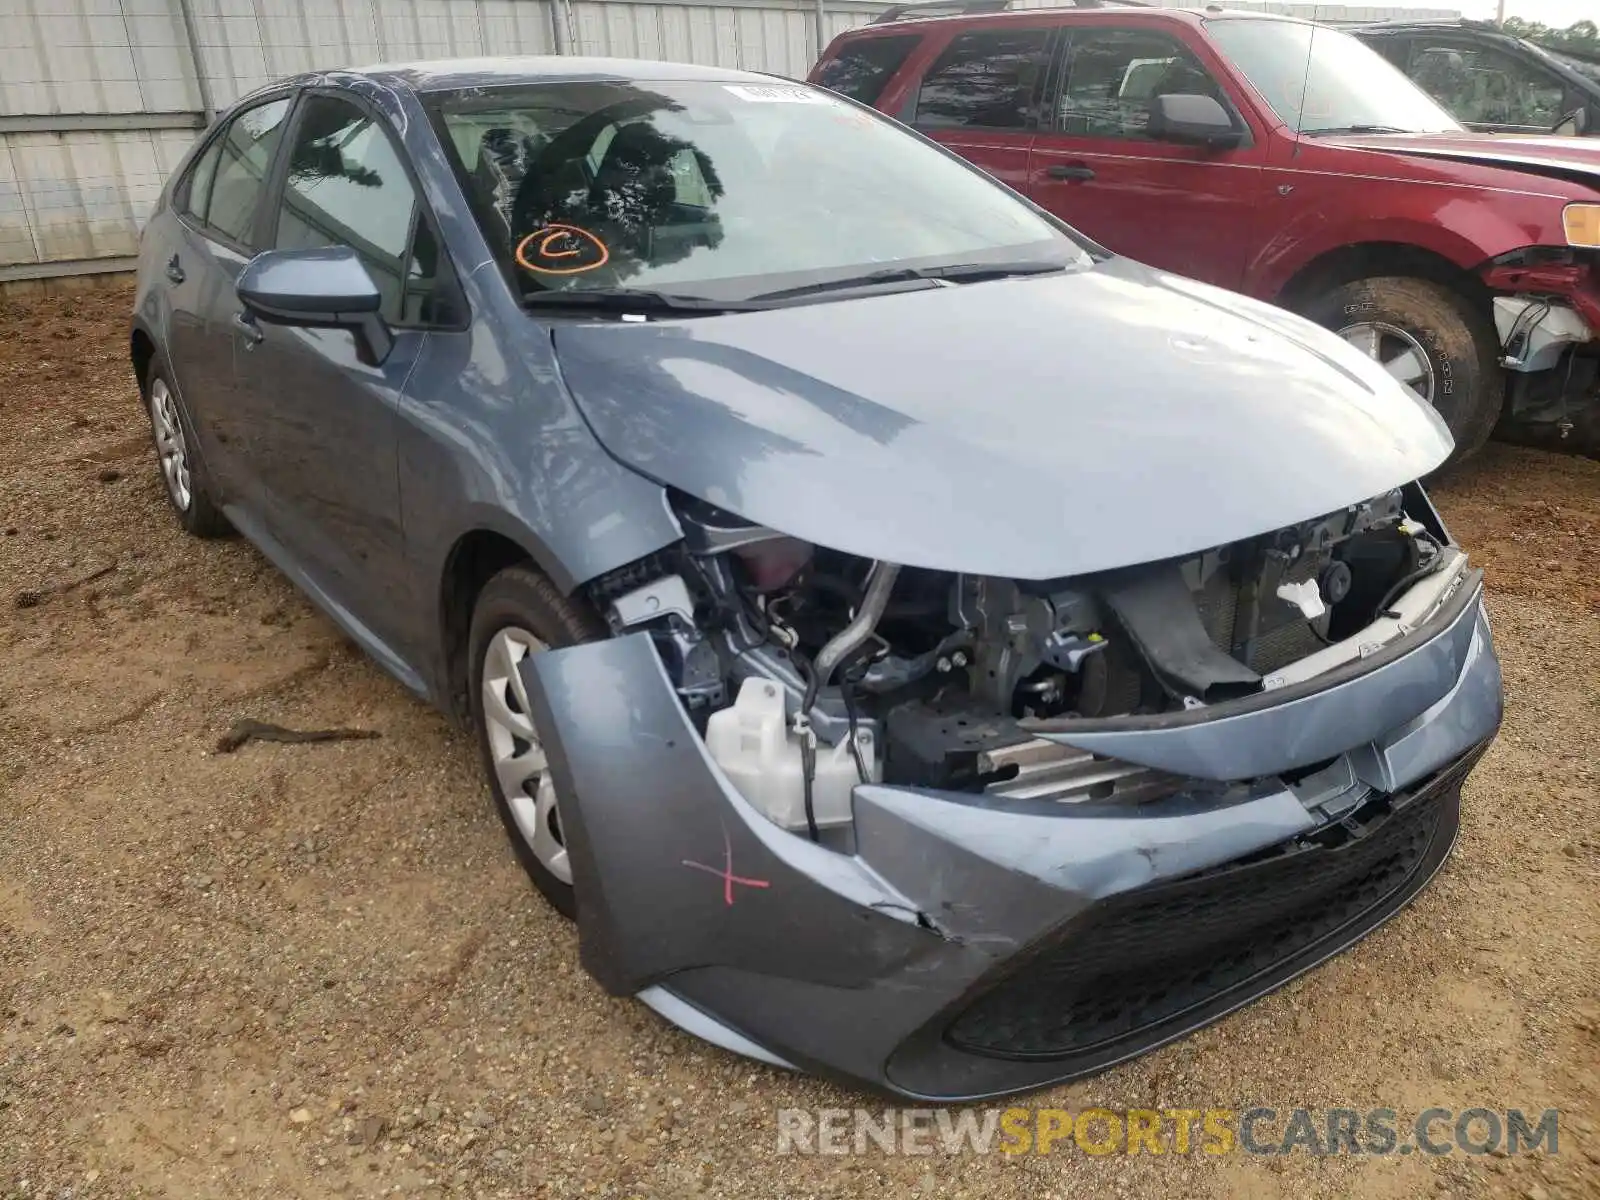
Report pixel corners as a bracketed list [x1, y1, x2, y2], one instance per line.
[1250, 211, 1542, 301]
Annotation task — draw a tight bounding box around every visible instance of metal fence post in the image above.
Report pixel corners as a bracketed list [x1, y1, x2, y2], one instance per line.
[814, 0, 827, 59]
[174, 0, 216, 122]
[551, 0, 571, 53]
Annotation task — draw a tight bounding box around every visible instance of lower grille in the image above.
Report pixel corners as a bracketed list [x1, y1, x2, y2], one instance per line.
[946, 775, 1455, 1061]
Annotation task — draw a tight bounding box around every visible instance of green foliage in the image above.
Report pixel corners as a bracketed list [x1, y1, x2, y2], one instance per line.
[1501, 17, 1600, 56]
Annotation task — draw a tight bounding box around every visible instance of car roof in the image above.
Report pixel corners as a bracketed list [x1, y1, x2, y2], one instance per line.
[1352, 17, 1493, 32]
[844, 5, 1311, 33]
[340, 55, 783, 93]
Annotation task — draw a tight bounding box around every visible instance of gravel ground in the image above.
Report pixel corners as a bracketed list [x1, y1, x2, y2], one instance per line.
[1, 283, 1597, 1200]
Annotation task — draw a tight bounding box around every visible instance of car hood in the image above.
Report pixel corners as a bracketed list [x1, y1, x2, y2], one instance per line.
[553, 258, 1452, 579]
[1326, 132, 1600, 189]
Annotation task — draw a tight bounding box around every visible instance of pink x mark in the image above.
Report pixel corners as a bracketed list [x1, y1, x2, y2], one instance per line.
[682, 826, 771, 907]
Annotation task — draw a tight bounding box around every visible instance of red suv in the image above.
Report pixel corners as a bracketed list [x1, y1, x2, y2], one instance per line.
[812, 2, 1600, 461]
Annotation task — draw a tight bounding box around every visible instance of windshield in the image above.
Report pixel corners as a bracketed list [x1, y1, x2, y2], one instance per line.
[1207, 19, 1463, 135]
[428, 79, 1087, 304]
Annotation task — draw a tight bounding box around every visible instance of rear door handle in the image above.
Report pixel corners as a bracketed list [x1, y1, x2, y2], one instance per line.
[232, 310, 264, 345]
[164, 255, 185, 285]
[1046, 163, 1096, 182]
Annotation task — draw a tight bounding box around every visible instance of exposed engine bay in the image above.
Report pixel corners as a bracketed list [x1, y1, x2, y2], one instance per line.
[586, 487, 1466, 838]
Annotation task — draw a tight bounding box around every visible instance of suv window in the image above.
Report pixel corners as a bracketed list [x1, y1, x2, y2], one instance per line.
[273, 95, 425, 324]
[1408, 39, 1569, 129]
[817, 35, 921, 104]
[914, 27, 1052, 130]
[205, 97, 292, 246]
[1053, 28, 1226, 138]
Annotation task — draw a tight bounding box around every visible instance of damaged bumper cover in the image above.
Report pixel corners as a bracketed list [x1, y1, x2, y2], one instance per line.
[521, 576, 1501, 1101]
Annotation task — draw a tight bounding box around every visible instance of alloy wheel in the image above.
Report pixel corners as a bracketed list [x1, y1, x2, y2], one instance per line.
[1338, 320, 1435, 404]
[480, 627, 570, 885]
[149, 378, 193, 510]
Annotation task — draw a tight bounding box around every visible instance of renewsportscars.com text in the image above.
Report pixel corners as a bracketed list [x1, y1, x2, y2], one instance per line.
[776, 1107, 1561, 1157]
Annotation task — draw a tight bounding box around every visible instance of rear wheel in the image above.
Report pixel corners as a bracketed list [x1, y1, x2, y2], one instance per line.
[467, 564, 604, 918]
[143, 364, 231, 537]
[1302, 276, 1504, 466]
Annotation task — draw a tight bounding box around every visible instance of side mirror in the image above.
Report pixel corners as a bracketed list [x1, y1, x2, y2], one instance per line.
[1552, 107, 1590, 137]
[1147, 93, 1244, 149]
[236, 247, 394, 366]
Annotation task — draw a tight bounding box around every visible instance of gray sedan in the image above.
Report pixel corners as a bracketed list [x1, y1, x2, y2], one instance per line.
[129, 56, 1501, 1099]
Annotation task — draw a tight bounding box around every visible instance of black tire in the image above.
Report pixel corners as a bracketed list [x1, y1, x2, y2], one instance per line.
[467, 564, 605, 918]
[1301, 276, 1504, 466]
[142, 360, 232, 537]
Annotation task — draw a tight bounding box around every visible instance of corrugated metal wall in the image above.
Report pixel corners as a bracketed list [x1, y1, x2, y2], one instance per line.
[1, 0, 1456, 281]
[0, 0, 884, 281]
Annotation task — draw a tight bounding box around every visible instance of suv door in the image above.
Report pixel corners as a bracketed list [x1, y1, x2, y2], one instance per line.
[165, 95, 293, 505]
[235, 91, 464, 666]
[907, 24, 1054, 194]
[1402, 34, 1576, 133]
[1025, 23, 1267, 290]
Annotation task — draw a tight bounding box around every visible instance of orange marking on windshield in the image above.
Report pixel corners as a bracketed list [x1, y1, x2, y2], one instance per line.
[515, 224, 610, 275]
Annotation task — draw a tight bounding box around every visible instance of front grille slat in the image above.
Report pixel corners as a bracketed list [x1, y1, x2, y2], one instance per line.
[946, 781, 1451, 1061]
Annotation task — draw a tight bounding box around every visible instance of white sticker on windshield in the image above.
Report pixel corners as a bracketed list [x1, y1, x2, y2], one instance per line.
[723, 84, 831, 104]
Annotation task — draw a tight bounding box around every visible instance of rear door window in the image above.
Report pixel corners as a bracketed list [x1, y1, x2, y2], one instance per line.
[913, 27, 1053, 130]
[816, 35, 921, 104]
[204, 97, 292, 247]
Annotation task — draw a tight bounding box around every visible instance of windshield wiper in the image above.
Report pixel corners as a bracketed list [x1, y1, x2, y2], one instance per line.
[1300, 124, 1413, 136]
[747, 260, 1071, 303]
[521, 288, 763, 316]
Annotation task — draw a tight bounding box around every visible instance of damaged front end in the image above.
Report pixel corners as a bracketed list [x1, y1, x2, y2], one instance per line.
[1483, 245, 1600, 452]
[520, 487, 1500, 1100]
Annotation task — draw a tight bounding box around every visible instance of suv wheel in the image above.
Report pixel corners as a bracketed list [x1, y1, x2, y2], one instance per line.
[467, 564, 604, 918]
[144, 364, 231, 536]
[1304, 276, 1504, 465]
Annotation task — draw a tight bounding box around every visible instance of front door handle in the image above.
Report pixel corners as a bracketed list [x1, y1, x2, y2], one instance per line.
[165, 255, 185, 285]
[232, 310, 264, 346]
[1046, 163, 1096, 182]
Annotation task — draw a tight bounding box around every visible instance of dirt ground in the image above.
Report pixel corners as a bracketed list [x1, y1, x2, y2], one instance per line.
[0, 282, 1596, 1200]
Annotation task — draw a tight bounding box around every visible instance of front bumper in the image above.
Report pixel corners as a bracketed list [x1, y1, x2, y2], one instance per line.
[522, 582, 1502, 1101]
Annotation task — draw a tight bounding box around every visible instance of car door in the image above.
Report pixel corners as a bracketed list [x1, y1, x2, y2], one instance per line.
[233, 91, 447, 658]
[906, 23, 1054, 195]
[164, 95, 294, 505]
[1402, 35, 1576, 134]
[1025, 23, 1269, 291]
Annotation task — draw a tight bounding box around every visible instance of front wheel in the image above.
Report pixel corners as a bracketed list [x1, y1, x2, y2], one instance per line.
[1302, 276, 1504, 466]
[467, 564, 604, 918]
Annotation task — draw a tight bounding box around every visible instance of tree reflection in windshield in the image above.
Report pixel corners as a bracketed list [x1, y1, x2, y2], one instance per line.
[430, 79, 1079, 301]
[510, 93, 725, 288]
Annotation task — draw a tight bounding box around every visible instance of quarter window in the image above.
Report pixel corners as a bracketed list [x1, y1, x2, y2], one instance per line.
[1054, 29, 1226, 139]
[1408, 40, 1570, 130]
[205, 97, 292, 246]
[914, 28, 1052, 131]
[273, 95, 422, 324]
[179, 136, 223, 223]
[816, 35, 921, 105]
[400, 216, 463, 327]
